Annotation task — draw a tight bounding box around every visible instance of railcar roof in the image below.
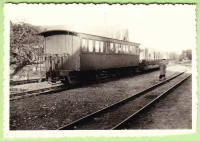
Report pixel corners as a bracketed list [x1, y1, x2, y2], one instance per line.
[37, 29, 76, 36]
[37, 29, 140, 45]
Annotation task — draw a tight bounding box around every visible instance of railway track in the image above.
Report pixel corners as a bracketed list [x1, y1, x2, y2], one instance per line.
[10, 78, 45, 86]
[9, 66, 184, 101]
[9, 67, 157, 87]
[10, 68, 149, 101]
[10, 84, 65, 101]
[58, 70, 191, 130]
[10, 74, 121, 101]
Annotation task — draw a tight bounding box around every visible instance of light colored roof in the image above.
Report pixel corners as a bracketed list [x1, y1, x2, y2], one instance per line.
[38, 25, 140, 45]
[38, 25, 129, 41]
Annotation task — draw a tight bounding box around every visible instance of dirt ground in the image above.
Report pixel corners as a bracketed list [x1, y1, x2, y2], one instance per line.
[9, 64, 191, 130]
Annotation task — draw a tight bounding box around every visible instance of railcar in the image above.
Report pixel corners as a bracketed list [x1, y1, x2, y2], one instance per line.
[139, 47, 168, 70]
[38, 29, 140, 84]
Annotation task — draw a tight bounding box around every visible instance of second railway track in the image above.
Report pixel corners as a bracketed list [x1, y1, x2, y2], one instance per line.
[10, 78, 46, 86]
[10, 84, 66, 101]
[9, 67, 174, 101]
[58, 70, 191, 130]
[10, 74, 122, 101]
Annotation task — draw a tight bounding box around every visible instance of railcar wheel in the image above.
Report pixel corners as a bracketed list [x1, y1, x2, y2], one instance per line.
[61, 76, 69, 85]
[61, 80, 69, 85]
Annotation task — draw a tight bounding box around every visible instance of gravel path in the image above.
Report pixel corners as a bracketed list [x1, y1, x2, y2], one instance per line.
[10, 65, 189, 130]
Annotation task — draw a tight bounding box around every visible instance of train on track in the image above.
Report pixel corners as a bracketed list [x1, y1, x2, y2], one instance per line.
[38, 29, 168, 84]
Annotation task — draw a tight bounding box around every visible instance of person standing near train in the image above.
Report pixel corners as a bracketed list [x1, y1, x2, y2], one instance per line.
[159, 59, 167, 81]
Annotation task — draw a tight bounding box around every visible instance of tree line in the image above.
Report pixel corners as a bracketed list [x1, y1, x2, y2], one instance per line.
[168, 49, 192, 61]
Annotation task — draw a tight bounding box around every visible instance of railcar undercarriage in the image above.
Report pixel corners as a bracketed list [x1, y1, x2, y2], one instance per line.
[46, 66, 139, 85]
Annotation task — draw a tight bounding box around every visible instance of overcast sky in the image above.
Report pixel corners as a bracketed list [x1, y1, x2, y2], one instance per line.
[4, 4, 196, 54]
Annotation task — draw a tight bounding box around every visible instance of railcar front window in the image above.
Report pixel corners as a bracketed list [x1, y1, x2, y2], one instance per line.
[95, 41, 100, 53]
[88, 40, 93, 52]
[82, 39, 87, 52]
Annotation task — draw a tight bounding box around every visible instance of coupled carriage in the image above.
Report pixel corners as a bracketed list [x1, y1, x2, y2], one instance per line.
[38, 29, 168, 84]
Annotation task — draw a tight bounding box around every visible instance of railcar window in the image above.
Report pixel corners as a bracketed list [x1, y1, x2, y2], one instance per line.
[140, 49, 145, 60]
[122, 45, 125, 54]
[132, 46, 135, 55]
[118, 44, 122, 54]
[136, 47, 139, 55]
[130, 46, 133, 54]
[88, 40, 93, 52]
[115, 44, 118, 53]
[106, 42, 110, 53]
[128, 45, 130, 54]
[120, 45, 122, 54]
[124, 45, 127, 54]
[135, 46, 138, 54]
[82, 39, 87, 52]
[95, 41, 100, 53]
[126, 45, 129, 54]
[100, 41, 104, 53]
[133, 46, 136, 54]
[110, 43, 114, 53]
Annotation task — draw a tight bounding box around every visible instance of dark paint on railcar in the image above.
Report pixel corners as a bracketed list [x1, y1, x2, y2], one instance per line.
[80, 54, 139, 71]
[78, 32, 140, 71]
[140, 59, 163, 70]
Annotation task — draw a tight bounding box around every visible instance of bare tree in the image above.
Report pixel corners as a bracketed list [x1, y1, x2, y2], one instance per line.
[10, 21, 44, 76]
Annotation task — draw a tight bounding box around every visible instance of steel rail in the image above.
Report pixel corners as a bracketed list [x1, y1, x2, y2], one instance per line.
[10, 78, 46, 86]
[10, 85, 66, 101]
[58, 70, 187, 130]
[10, 73, 121, 100]
[112, 74, 191, 130]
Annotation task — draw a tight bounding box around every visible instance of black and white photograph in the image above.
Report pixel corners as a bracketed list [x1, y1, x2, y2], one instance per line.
[4, 3, 196, 137]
